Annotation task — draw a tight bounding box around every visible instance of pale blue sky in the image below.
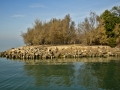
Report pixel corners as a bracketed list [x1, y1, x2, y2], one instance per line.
[0, 0, 120, 51]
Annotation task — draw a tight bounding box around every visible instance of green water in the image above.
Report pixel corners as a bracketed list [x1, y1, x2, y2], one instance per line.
[0, 58, 120, 90]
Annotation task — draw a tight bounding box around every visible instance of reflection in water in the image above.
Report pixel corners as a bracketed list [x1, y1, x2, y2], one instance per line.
[24, 63, 74, 88]
[20, 57, 120, 65]
[23, 57, 120, 90]
[77, 63, 99, 90]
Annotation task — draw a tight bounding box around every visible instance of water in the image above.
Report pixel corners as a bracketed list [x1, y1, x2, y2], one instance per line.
[0, 57, 120, 90]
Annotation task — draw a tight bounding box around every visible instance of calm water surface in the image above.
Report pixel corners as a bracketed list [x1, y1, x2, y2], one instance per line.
[0, 57, 120, 90]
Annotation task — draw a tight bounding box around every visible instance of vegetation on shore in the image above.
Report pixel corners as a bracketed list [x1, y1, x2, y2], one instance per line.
[21, 6, 120, 47]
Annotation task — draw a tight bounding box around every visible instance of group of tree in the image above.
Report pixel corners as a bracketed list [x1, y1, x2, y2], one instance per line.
[21, 6, 120, 47]
[21, 14, 76, 45]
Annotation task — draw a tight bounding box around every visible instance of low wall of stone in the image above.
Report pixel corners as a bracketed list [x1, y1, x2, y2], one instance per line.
[0, 45, 120, 59]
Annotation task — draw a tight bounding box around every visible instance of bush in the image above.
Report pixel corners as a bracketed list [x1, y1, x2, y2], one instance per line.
[108, 38, 116, 47]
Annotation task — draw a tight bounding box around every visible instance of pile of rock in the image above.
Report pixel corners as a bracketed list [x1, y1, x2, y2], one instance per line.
[0, 45, 120, 59]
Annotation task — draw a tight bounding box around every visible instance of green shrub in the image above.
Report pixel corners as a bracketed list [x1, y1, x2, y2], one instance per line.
[108, 38, 116, 47]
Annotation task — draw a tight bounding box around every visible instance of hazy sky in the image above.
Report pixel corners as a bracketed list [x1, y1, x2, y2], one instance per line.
[0, 0, 120, 51]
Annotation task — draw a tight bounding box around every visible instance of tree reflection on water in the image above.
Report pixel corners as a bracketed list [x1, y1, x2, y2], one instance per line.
[23, 58, 120, 90]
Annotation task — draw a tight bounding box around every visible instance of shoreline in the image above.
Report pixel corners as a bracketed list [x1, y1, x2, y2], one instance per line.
[0, 45, 120, 59]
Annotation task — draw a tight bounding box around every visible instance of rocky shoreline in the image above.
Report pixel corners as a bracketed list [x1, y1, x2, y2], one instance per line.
[0, 45, 120, 59]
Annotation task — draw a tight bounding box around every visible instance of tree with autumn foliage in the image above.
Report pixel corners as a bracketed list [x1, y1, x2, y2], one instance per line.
[21, 6, 120, 47]
[21, 14, 76, 45]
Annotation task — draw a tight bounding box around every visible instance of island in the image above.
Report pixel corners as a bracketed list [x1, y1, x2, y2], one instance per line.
[1, 6, 120, 60]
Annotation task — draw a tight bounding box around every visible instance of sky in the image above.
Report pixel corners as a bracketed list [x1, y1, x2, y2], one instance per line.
[0, 0, 120, 51]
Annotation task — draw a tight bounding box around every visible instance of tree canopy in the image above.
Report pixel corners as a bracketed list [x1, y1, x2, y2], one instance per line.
[21, 6, 120, 47]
